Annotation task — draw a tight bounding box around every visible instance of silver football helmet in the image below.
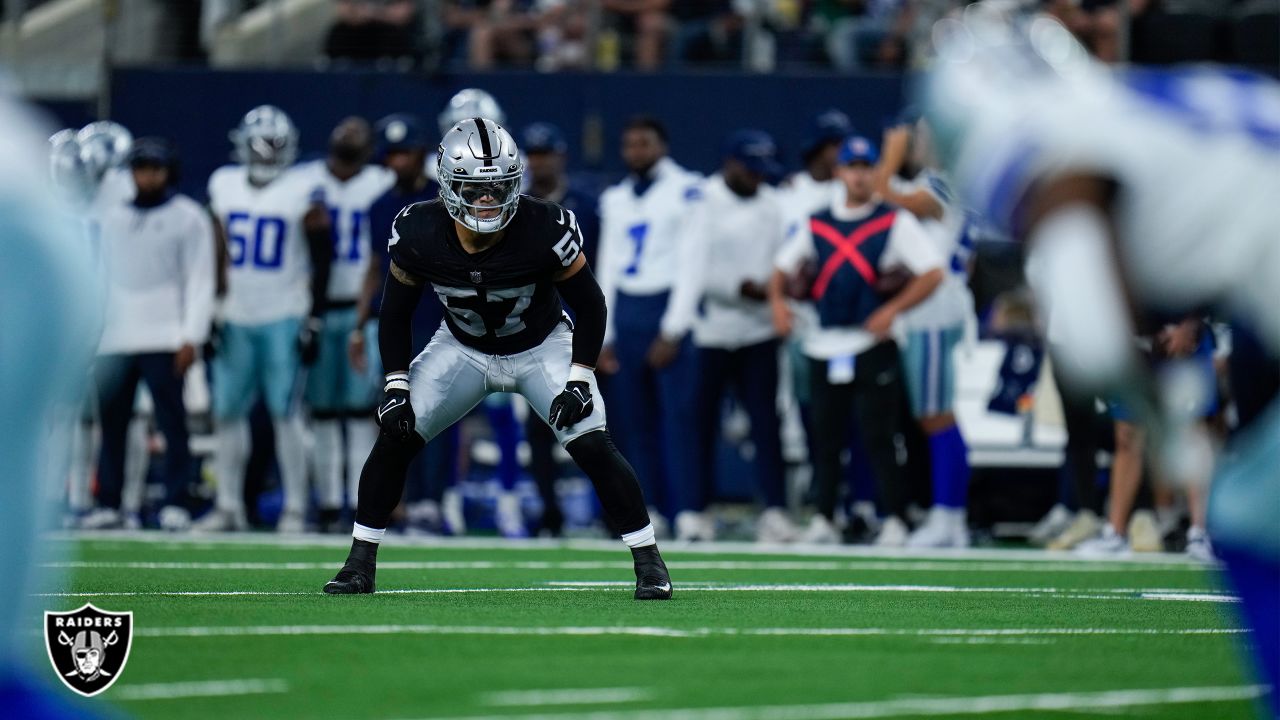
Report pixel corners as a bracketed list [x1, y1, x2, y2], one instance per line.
[437, 117, 523, 234]
[230, 105, 299, 185]
[438, 88, 505, 137]
[48, 129, 94, 207]
[75, 121, 133, 186]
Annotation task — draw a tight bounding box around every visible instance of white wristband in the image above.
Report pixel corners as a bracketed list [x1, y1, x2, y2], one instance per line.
[568, 365, 594, 384]
[384, 371, 411, 393]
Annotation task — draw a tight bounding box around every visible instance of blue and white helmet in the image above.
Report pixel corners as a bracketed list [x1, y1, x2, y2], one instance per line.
[437, 117, 523, 234]
[438, 88, 505, 138]
[230, 105, 299, 185]
[75, 121, 133, 186]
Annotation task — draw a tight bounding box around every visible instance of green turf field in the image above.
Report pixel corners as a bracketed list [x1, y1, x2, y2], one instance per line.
[30, 535, 1269, 719]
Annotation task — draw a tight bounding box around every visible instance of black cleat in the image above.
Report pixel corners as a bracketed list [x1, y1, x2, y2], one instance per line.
[631, 545, 673, 600]
[323, 566, 375, 594]
[323, 538, 378, 594]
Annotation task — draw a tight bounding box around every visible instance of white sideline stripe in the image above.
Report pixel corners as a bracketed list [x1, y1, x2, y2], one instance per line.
[1141, 592, 1240, 603]
[481, 688, 650, 707]
[36, 583, 1240, 601]
[929, 637, 1056, 646]
[48, 530, 1206, 565]
[111, 678, 288, 701]
[44, 560, 1207, 573]
[397, 686, 1269, 720]
[130, 624, 1248, 640]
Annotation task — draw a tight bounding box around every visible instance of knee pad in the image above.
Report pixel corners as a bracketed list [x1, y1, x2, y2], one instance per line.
[564, 428, 617, 463]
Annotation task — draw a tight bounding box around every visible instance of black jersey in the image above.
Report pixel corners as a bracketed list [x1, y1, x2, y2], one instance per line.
[388, 195, 585, 355]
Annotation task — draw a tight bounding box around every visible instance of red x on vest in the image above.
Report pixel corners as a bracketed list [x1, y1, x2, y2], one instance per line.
[809, 211, 897, 299]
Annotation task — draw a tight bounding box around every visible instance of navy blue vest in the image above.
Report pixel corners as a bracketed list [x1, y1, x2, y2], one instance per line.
[808, 203, 897, 328]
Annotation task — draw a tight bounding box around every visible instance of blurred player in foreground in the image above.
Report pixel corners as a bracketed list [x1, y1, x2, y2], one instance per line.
[5, 95, 101, 718]
[324, 118, 672, 599]
[925, 11, 1280, 715]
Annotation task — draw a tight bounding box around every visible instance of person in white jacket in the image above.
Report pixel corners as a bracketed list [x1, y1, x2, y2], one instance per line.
[672, 130, 797, 543]
[94, 138, 215, 531]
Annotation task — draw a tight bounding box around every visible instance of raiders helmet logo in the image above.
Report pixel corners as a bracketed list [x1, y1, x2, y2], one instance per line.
[45, 603, 133, 697]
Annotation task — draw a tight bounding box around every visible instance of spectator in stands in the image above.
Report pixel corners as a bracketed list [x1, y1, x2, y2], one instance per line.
[325, 0, 421, 65]
[669, 1, 746, 67]
[770, 135, 944, 546]
[442, 0, 541, 69]
[92, 138, 215, 531]
[675, 130, 797, 543]
[824, 0, 914, 71]
[536, 0, 593, 71]
[601, 0, 672, 70]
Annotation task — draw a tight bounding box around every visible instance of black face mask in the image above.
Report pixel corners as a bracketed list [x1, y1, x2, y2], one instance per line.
[331, 142, 366, 165]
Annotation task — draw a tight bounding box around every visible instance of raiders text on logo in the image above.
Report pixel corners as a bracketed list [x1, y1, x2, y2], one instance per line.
[45, 603, 134, 697]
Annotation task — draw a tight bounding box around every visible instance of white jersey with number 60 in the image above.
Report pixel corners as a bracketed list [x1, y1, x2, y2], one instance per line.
[207, 164, 318, 326]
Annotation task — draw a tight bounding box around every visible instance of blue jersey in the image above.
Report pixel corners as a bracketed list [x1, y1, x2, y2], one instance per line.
[556, 185, 601, 267]
[369, 180, 444, 353]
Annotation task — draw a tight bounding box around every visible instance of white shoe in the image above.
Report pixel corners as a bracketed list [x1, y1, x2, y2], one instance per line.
[78, 508, 123, 530]
[1074, 524, 1130, 557]
[647, 507, 671, 540]
[874, 516, 909, 547]
[1046, 510, 1102, 551]
[798, 514, 841, 545]
[1128, 510, 1163, 553]
[123, 512, 143, 531]
[1185, 526, 1215, 562]
[906, 507, 970, 548]
[674, 510, 716, 542]
[277, 510, 306, 534]
[192, 508, 247, 533]
[158, 505, 192, 532]
[405, 499, 444, 536]
[1028, 504, 1073, 546]
[496, 492, 528, 539]
[443, 488, 467, 536]
[756, 507, 799, 544]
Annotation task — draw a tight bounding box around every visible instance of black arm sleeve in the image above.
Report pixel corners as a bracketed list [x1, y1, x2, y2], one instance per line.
[555, 265, 606, 369]
[305, 224, 332, 318]
[378, 265, 425, 374]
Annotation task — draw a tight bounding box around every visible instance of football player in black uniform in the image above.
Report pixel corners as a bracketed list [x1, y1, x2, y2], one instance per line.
[324, 117, 672, 600]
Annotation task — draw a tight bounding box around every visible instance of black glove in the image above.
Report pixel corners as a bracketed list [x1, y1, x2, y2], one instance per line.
[549, 380, 594, 431]
[298, 316, 323, 366]
[202, 320, 223, 363]
[377, 373, 415, 441]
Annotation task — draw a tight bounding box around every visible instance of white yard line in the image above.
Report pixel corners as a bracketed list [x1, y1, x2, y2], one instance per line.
[392, 685, 1267, 720]
[480, 688, 651, 707]
[129, 624, 1248, 640]
[1141, 592, 1240, 603]
[111, 678, 288, 701]
[44, 559, 1208, 573]
[36, 583, 1239, 601]
[48, 530, 1205, 565]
